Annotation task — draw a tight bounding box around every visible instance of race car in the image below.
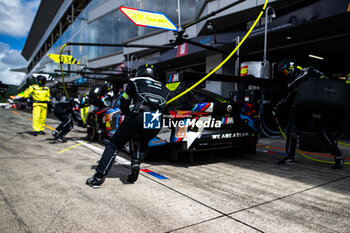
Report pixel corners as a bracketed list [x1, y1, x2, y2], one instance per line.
[86, 88, 258, 158]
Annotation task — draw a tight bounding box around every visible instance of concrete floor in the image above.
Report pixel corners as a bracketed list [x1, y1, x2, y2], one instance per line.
[0, 108, 349, 233]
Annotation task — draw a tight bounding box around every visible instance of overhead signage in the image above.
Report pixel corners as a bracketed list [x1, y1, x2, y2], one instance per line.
[120, 6, 177, 31]
[47, 54, 80, 65]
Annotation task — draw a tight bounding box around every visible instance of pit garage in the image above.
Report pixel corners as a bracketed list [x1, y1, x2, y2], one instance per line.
[2, 1, 350, 232]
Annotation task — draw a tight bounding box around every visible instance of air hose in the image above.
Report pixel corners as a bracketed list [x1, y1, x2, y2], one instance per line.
[271, 111, 349, 165]
[259, 94, 291, 138]
[338, 141, 350, 147]
[165, 0, 269, 105]
[59, 43, 69, 98]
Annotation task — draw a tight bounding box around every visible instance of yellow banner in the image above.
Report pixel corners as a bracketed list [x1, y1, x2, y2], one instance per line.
[47, 54, 79, 64]
[120, 6, 177, 31]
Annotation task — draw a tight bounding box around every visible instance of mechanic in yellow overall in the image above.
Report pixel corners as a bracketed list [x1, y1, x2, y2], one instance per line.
[17, 75, 51, 136]
[80, 94, 89, 126]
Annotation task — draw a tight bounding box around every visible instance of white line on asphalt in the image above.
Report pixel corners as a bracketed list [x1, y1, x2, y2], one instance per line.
[74, 140, 169, 180]
[75, 140, 131, 165]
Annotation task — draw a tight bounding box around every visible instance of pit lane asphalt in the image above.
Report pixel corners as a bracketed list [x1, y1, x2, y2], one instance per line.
[1, 108, 349, 233]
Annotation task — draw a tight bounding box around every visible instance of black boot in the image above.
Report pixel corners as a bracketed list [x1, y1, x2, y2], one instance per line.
[333, 156, 344, 170]
[52, 130, 58, 138]
[86, 172, 105, 188]
[127, 160, 140, 183]
[278, 155, 295, 164]
[55, 136, 67, 143]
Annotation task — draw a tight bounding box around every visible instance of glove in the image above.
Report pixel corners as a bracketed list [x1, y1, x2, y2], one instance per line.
[47, 102, 52, 113]
[10, 95, 23, 100]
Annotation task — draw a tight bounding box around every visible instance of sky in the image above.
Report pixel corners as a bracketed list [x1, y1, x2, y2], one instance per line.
[0, 0, 40, 85]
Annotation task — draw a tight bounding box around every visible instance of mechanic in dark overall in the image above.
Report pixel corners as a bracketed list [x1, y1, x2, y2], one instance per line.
[52, 98, 75, 143]
[89, 81, 114, 108]
[100, 81, 114, 107]
[274, 59, 344, 169]
[86, 64, 171, 187]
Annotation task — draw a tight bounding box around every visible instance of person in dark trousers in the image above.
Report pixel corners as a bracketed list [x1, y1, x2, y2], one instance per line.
[275, 58, 344, 169]
[86, 64, 171, 188]
[52, 98, 75, 143]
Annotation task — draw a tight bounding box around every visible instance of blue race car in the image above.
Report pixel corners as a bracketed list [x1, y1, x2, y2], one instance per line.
[86, 88, 258, 157]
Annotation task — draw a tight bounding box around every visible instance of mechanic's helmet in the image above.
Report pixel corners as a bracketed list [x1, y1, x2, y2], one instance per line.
[103, 81, 113, 92]
[36, 75, 46, 87]
[135, 64, 157, 80]
[81, 94, 89, 105]
[277, 58, 301, 81]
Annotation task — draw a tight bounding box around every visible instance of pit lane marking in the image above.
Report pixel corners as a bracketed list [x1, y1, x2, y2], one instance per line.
[10, 110, 55, 131]
[10, 110, 168, 179]
[26, 117, 55, 131]
[11, 110, 21, 115]
[44, 124, 55, 130]
[59, 141, 87, 153]
[257, 144, 350, 160]
[75, 140, 169, 180]
[75, 140, 130, 165]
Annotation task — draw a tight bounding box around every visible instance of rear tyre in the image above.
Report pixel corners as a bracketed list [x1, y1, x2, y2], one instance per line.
[299, 132, 336, 153]
[87, 114, 99, 141]
[295, 79, 350, 112]
[260, 103, 291, 138]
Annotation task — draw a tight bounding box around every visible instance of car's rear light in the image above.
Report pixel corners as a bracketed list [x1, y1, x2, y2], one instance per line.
[169, 110, 191, 119]
[191, 112, 210, 117]
[235, 101, 256, 115]
[169, 110, 210, 119]
[96, 109, 107, 115]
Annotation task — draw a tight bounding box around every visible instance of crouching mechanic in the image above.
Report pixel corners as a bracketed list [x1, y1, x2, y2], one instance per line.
[80, 94, 90, 126]
[86, 64, 171, 188]
[52, 98, 74, 143]
[13, 75, 51, 136]
[274, 58, 344, 169]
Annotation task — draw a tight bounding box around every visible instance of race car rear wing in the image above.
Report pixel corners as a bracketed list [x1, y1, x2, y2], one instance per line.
[54, 68, 129, 83]
[166, 70, 283, 86]
[165, 70, 285, 102]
